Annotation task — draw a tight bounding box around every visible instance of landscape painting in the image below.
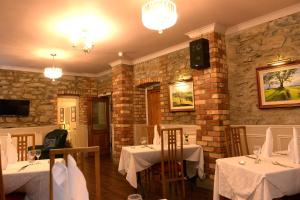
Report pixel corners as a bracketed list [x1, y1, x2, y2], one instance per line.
[257, 62, 300, 108]
[169, 81, 194, 111]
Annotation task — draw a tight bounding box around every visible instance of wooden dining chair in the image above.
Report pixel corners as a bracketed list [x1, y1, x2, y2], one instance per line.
[225, 126, 249, 157]
[160, 128, 185, 199]
[11, 134, 35, 161]
[49, 146, 100, 200]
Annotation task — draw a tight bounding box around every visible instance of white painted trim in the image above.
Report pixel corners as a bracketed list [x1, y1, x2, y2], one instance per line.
[277, 134, 290, 150]
[185, 23, 226, 39]
[109, 59, 133, 67]
[96, 69, 111, 77]
[0, 65, 42, 73]
[0, 65, 111, 78]
[132, 41, 189, 65]
[226, 3, 300, 35]
[235, 125, 300, 128]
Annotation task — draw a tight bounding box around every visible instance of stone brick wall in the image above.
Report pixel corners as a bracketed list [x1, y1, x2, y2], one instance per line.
[227, 12, 300, 125]
[97, 72, 112, 95]
[133, 87, 146, 124]
[193, 32, 229, 179]
[0, 69, 98, 128]
[134, 48, 196, 124]
[112, 64, 134, 157]
[131, 33, 229, 179]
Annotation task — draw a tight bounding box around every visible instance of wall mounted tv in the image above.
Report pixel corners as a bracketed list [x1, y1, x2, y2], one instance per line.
[0, 99, 30, 116]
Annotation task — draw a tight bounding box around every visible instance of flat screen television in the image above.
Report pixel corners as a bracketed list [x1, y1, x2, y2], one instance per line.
[0, 99, 30, 116]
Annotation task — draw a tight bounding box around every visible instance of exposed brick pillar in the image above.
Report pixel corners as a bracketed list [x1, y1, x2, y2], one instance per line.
[193, 32, 229, 179]
[112, 64, 134, 158]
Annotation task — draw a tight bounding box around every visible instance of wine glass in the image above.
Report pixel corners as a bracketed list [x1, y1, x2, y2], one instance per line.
[27, 150, 36, 163]
[253, 145, 261, 164]
[140, 137, 147, 146]
[35, 149, 41, 162]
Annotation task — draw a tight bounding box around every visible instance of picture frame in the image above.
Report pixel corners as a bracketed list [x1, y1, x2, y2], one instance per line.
[59, 108, 64, 122]
[169, 81, 195, 111]
[71, 106, 76, 122]
[256, 61, 300, 108]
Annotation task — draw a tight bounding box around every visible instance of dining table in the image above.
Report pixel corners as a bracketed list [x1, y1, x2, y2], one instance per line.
[118, 144, 204, 188]
[3, 159, 50, 200]
[213, 152, 300, 200]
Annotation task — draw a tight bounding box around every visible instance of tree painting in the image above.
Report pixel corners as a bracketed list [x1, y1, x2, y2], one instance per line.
[169, 82, 194, 111]
[262, 67, 300, 102]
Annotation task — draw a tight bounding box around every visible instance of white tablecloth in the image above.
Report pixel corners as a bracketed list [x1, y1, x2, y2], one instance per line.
[3, 159, 50, 200]
[118, 144, 204, 188]
[213, 154, 300, 200]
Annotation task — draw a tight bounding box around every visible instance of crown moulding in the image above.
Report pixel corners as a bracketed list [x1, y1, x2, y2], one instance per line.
[0, 65, 111, 78]
[185, 23, 227, 39]
[109, 59, 133, 67]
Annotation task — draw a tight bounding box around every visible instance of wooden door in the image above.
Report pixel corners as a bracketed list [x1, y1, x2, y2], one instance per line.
[88, 97, 110, 155]
[147, 89, 161, 143]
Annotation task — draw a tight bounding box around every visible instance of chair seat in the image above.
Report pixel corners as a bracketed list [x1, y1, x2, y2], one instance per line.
[5, 192, 26, 200]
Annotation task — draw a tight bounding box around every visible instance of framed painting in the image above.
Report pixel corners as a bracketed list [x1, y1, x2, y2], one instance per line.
[169, 81, 195, 111]
[71, 106, 76, 122]
[256, 61, 300, 108]
[59, 108, 64, 122]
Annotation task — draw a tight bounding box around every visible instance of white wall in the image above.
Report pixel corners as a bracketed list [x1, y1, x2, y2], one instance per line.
[0, 125, 58, 146]
[133, 123, 199, 145]
[236, 125, 300, 153]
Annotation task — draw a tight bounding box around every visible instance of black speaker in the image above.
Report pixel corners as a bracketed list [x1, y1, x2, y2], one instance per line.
[189, 38, 210, 69]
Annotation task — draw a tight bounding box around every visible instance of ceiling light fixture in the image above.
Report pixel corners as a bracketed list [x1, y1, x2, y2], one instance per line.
[44, 53, 63, 81]
[118, 51, 123, 57]
[142, 0, 177, 34]
[71, 29, 94, 53]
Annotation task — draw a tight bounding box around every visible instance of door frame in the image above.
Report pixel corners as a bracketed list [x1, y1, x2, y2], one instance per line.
[87, 96, 111, 154]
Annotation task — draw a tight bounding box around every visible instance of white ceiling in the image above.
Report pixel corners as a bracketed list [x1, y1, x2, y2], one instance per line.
[0, 0, 299, 74]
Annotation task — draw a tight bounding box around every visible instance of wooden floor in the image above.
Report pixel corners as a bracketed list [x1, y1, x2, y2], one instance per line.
[84, 155, 213, 200]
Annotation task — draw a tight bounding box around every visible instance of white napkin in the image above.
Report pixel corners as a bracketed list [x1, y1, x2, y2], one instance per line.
[1, 148, 8, 170]
[152, 124, 161, 145]
[0, 135, 9, 154]
[52, 162, 70, 200]
[68, 155, 89, 200]
[6, 134, 18, 163]
[261, 127, 273, 158]
[288, 127, 300, 164]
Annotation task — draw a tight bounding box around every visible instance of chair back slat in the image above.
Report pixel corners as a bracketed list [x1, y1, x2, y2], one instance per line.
[225, 126, 249, 157]
[49, 146, 100, 200]
[160, 128, 185, 198]
[11, 134, 35, 161]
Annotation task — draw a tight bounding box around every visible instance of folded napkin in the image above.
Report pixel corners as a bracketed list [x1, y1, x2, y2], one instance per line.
[261, 127, 273, 158]
[288, 127, 300, 164]
[6, 134, 18, 164]
[153, 124, 161, 145]
[68, 155, 89, 200]
[52, 162, 70, 200]
[1, 148, 8, 170]
[0, 135, 9, 154]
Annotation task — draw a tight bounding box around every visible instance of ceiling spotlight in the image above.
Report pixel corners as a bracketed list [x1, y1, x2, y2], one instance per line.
[118, 51, 123, 57]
